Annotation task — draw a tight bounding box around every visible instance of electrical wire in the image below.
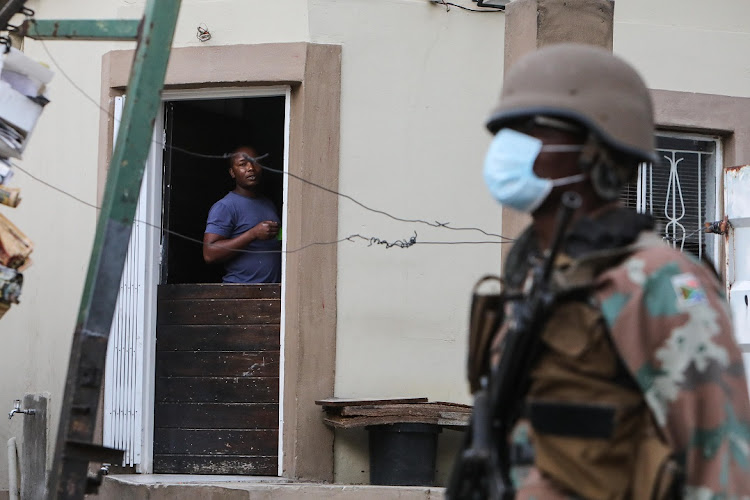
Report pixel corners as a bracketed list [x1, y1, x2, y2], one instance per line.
[35, 35, 513, 242]
[662, 226, 704, 244]
[432, 0, 503, 12]
[10, 161, 510, 255]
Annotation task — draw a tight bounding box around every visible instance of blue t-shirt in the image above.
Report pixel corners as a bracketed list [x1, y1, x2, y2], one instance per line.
[205, 192, 282, 283]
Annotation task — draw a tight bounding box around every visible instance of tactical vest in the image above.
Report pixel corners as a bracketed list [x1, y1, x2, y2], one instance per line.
[485, 208, 681, 500]
[521, 296, 678, 500]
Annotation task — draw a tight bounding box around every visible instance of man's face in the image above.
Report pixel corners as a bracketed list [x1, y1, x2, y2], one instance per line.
[229, 147, 263, 190]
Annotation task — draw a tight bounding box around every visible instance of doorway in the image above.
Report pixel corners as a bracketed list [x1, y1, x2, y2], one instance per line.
[153, 93, 287, 475]
[104, 88, 290, 476]
[161, 96, 286, 284]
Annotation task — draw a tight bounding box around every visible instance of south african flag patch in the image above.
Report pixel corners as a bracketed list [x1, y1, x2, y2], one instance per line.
[671, 272, 708, 309]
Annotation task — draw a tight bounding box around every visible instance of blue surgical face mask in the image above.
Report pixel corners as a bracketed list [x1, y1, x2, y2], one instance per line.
[483, 129, 587, 213]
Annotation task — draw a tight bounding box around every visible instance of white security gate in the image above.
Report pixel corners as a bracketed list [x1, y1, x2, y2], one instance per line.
[103, 96, 155, 468]
[103, 178, 148, 467]
[725, 165, 750, 376]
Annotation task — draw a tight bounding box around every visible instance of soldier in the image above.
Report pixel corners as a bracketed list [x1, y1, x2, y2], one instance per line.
[452, 44, 750, 499]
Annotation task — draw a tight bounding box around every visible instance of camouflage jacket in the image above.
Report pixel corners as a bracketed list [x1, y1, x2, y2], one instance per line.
[595, 233, 750, 499]
[499, 208, 750, 499]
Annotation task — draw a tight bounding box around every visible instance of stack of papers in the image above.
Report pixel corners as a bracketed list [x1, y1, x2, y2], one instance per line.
[1, 48, 54, 97]
[0, 48, 53, 159]
[0, 121, 24, 157]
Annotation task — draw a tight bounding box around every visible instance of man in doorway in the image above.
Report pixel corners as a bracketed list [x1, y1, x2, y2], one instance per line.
[203, 146, 281, 283]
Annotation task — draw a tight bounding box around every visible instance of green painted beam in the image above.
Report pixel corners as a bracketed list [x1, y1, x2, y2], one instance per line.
[46, 1, 182, 499]
[21, 19, 140, 40]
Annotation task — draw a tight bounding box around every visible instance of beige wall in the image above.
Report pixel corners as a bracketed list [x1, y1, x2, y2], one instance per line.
[614, 0, 750, 98]
[308, 0, 505, 484]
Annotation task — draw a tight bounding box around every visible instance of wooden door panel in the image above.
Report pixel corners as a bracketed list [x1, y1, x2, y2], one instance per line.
[157, 324, 279, 351]
[154, 429, 278, 455]
[155, 377, 279, 403]
[153, 455, 277, 475]
[153, 284, 281, 475]
[157, 299, 280, 325]
[156, 351, 280, 378]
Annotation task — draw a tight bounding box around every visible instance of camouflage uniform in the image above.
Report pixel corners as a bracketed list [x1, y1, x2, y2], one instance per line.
[496, 208, 750, 500]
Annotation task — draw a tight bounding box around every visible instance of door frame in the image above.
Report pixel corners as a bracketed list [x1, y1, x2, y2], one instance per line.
[137, 86, 292, 474]
[100, 43, 341, 481]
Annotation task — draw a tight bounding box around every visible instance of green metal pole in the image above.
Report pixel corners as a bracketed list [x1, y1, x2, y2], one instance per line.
[21, 19, 141, 41]
[46, 1, 181, 498]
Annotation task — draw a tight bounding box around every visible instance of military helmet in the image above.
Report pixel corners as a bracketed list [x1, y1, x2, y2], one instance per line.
[486, 43, 657, 164]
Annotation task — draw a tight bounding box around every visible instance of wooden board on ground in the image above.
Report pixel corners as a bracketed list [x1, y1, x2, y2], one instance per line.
[315, 397, 428, 407]
[323, 414, 469, 430]
[339, 403, 471, 418]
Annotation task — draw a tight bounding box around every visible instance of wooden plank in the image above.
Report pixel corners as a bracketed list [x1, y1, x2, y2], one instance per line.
[155, 377, 279, 403]
[431, 401, 473, 409]
[315, 397, 428, 407]
[154, 428, 278, 456]
[339, 403, 472, 418]
[156, 351, 279, 377]
[154, 403, 279, 429]
[323, 414, 470, 429]
[153, 455, 278, 475]
[157, 298, 280, 325]
[158, 283, 281, 301]
[157, 324, 279, 351]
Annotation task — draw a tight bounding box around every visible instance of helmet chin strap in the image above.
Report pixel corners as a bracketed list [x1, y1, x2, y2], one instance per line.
[551, 173, 588, 187]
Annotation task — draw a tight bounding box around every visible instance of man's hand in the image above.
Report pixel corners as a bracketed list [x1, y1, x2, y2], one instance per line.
[250, 221, 279, 241]
[203, 221, 280, 264]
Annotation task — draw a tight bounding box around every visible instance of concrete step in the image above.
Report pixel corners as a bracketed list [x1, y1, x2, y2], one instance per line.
[92, 475, 446, 500]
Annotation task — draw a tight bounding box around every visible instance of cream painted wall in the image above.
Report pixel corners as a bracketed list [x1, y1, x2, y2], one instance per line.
[117, 0, 309, 46]
[614, 0, 750, 98]
[0, 0, 310, 492]
[309, 0, 505, 484]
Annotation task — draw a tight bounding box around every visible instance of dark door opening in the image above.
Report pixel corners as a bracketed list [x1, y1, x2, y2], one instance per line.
[161, 96, 286, 284]
[153, 95, 285, 475]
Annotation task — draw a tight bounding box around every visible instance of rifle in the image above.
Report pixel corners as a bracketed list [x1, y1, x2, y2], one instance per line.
[447, 191, 582, 500]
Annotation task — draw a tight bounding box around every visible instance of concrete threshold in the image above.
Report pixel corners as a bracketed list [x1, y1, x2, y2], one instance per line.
[93, 475, 446, 499]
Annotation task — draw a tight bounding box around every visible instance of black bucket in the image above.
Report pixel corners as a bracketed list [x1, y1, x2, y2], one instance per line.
[367, 423, 442, 486]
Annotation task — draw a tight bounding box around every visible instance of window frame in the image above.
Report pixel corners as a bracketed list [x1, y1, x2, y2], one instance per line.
[631, 130, 724, 270]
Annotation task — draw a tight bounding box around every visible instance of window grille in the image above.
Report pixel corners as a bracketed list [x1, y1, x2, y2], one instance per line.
[620, 134, 719, 262]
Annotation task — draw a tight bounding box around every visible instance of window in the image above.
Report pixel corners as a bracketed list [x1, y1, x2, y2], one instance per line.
[620, 133, 721, 266]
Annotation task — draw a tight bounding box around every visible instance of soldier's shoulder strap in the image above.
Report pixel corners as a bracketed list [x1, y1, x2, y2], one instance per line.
[555, 230, 665, 291]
